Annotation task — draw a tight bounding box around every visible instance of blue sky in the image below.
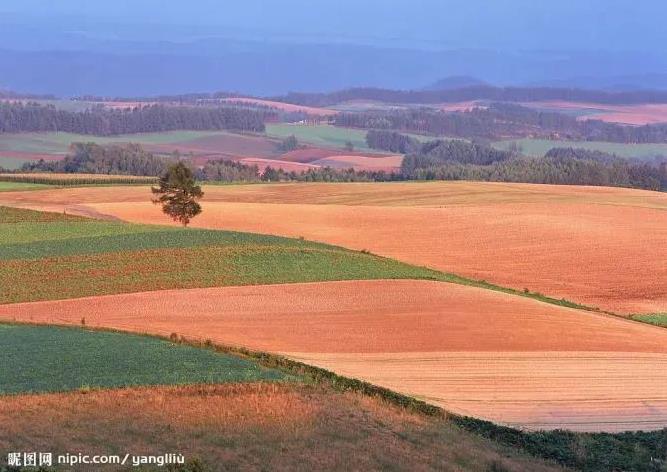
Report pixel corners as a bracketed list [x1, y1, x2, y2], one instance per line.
[1, 0, 666, 52]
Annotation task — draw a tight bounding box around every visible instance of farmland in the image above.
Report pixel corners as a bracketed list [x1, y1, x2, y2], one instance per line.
[0, 181, 49, 191]
[0, 173, 156, 186]
[520, 101, 667, 125]
[0, 127, 405, 173]
[266, 123, 375, 151]
[1, 194, 666, 470]
[5, 181, 664, 314]
[0, 324, 286, 395]
[3, 280, 667, 433]
[0, 206, 438, 304]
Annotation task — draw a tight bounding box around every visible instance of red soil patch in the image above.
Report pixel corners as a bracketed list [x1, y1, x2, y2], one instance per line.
[1, 181, 665, 314]
[280, 147, 345, 163]
[310, 155, 403, 172]
[222, 98, 338, 117]
[2, 280, 666, 431]
[142, 133, 279, 159]
[523, 100, 667, 125]
[237, 157, 318, 173]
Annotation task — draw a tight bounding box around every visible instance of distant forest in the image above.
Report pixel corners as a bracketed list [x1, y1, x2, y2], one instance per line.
[342, 103, 667, 143]
[401, 142, 667, 191]
[13, 141, 666, 192]
[0, 102, 268, 135]
[276, 86, 667, 107]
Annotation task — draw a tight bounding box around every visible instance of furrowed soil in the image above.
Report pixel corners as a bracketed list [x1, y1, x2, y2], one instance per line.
[2, 181, 664, 314]
[2, 280, 666, 432]
[0, 383, 563, 472]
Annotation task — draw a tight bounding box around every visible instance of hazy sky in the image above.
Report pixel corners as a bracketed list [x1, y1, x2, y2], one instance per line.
[2, 0, 666, 52]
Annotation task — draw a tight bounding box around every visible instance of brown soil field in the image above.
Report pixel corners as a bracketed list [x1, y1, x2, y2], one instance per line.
[143, 133, 280, 159]
[236, 157, 319, 172]
[0, 384, 562, 471]
[523, 100, 667, 125]
[2, 280, 666, 431]
[222, 97, 338, 117]
[310, 154, 403, 171]
[2, 181, 663, 314]
[280, 147, 346, 163]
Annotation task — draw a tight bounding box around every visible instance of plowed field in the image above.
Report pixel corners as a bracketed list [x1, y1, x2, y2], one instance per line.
[2, 280, 666, 431]
[2, 181, 664, 314]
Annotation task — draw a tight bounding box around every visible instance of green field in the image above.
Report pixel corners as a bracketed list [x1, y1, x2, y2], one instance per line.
[0, 130, 236, 154]
[266, 124, 373, 151]
[494, 138, 667, 160]
[633, 313, 667, 328]
[0, 324, 285, 395]
[0, 181, 50, 192]
[0, 206, 441, 303]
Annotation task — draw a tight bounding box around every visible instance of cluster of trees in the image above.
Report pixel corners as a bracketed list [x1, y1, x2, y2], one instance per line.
[0, 102, 267, 135]
[196, 159, 260, 182]
[278, 135, 300, 152]
[366, 130, 420, 153]
[15, 140, 666, 192]
[275, 86, 667, 107]
[401, 156, 666, 191]
[21, 143, 169, 175]
[401, 142, 666, 191]
[401, 140, 514, 174]
[260, 166, 393, 183]
[338, 103, 667, 144]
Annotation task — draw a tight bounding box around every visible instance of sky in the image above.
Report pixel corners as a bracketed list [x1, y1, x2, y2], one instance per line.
[1, 0, 666, 52]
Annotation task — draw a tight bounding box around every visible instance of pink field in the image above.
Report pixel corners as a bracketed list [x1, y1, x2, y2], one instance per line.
[222, 98, 338, 117]
[2, 280, 666, 431]
[523, 100, 667, 125]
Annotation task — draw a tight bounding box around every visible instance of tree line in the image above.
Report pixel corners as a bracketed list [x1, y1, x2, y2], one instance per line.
[343, 103, 667, 143]
[13, 141, 666, 192]
[0, 102, 267, 135]
[274, 86, 667, 107]
[400, 142, 666, 191]
[20, 143, 170, 175]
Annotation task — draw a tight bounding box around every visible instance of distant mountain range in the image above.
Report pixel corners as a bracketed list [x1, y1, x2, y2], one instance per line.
[0, 32, 666, 97]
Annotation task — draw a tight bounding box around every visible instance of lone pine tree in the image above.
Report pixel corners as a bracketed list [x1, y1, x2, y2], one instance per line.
[152, 162, 204, 227]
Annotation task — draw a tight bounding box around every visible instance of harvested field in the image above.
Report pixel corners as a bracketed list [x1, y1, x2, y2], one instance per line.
[0, 384, 562, 471]
[310, 154, 403, 171]
[4, 181, 663, 314]
[222, 97, 338, 116]
[2, 280, 666, 432]
[523, 100, 667, 125]
[236, 157, 319, 173]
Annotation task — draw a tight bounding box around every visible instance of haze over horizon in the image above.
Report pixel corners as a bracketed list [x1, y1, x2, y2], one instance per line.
[1, 0, 666, 96]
